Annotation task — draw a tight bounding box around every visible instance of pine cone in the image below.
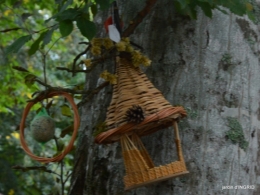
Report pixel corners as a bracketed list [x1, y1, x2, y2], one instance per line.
[125, 105, 145, 124]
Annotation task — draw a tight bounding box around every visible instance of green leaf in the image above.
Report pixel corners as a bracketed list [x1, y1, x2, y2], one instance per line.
[90, 4, 98, 16]
[76, 17, 96, 40]
[187, 5, 197, 19]
[246, 10, 255, 22]
[56, 8, 80, 21]
[24, 74, 36, 87]
[43, 27, 56, 45]
[12, 66, 29, 72]
[5, 35, 32, 55]
[59, 0, 73, 12]
[176, 0, 190, 9]
[216, 7, 228, 14]
[28, 31, 47, 56]
[96, 0, 112, 10]
[198, 2, 213, 18]
[198, 0, 214, 6]
[59, 20, 74, 37]
[60, 104, 72, 117]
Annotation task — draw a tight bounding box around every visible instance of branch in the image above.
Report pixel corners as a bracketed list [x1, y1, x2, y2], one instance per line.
[30, 79, 109, 104]
[72, 45, 90, 76]
[56, 67, 89, 73]
[12, 165, 60, 177]
[0, 27, 22, 33]
[63, 172, 73, 185]
[122, 0, 158, 37]
[58, 53, 116, 75]
[77, 81, 109, 107]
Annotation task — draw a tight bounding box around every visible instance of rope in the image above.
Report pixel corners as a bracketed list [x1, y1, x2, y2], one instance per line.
[19, 91, 80, 163]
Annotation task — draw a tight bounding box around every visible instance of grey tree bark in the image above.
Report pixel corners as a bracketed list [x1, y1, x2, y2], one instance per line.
[69, 0, 260, 194]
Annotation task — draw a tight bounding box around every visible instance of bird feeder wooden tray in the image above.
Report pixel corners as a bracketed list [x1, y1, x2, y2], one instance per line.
[95, 56, 189, 190]
[121, 122, 188, 190]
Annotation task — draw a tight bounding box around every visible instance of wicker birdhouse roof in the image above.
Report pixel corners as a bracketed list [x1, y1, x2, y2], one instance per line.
[95, 57, 186, 144]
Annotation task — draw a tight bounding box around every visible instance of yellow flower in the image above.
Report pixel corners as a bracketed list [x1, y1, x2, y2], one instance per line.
[100, 70, 117, 84]
[246, 3, 253, 11]
[103, 38, 114, 49]
[91, 46, 101, 56]
[125, 45, 134, 53]
[108, 74, 118, 84]
[83, 59, 92, 67]
[122, 37, 130, 44]
[140, 56, 152, 66]
[8, 189, 15, 195]
[4, 10, 12, 16]
[11, 132, 20, 139]
[91, 38, 103, 47]
[132, 50, 142, 67]
[100, 70, 109, 80]
[116, 41, 126, 51]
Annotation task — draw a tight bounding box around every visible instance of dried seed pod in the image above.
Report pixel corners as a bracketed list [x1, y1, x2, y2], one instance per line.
[125, 105, 145, 124]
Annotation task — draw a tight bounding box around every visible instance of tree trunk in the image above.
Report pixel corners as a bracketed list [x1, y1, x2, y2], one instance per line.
[69, 0, 260, 194]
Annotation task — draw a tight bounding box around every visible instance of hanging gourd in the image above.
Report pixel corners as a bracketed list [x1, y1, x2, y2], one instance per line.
[19, 91, 79, 163]
[94, 55, 189, 190]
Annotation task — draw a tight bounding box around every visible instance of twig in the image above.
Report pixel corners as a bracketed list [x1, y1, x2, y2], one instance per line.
[42, 54, 47, 87]
[12, 165, 61, 177]
[63, 172, 72, 185]
[60, 160, 64, 195]
[130, 41, 144, 51]
[72, 45, 90, 76]
[56, 67, 89, 73]
[59, 53, 115, 75]
[77, 81, 109, 107]
[30, 79, 109, 103]
[0, 27, 22, 33]
[122, 0, 159, 37]
[46, 36, 62, 55]
[78, 42, 90, 45]
[33, 79, 87, 95]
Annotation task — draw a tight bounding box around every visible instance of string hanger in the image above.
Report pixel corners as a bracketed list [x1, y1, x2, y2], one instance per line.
[111, 1, 122, 35]
[104, 1, 123, 43]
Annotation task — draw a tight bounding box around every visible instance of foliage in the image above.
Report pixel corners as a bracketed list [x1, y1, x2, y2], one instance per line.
[174, 0, 255, 20]
[226, 117, 249, 150]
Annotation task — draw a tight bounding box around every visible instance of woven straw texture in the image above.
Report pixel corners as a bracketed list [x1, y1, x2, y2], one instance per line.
[95, 57, 187, 144]
[121, 128, 188, 190]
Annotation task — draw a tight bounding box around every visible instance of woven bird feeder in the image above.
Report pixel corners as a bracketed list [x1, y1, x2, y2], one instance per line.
[95, 56, 189, 190]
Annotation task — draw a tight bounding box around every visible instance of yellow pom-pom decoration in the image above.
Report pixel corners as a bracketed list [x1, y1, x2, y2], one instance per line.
[122, 37, 130, 44]
[103, 38, 114, 49]
[132, 50, 142, 67]
[91, 46, 101, 56]
[116, 41, 126, 52]
[91, 38, 103, 47]
[83, 59, 92, 67]
[140, 56, 152, 66]
[100, 70, 118, 84]
[126, 45, 134, 53]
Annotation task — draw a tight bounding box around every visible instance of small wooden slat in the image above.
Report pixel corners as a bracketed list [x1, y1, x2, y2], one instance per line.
[121, 131, 188, 190]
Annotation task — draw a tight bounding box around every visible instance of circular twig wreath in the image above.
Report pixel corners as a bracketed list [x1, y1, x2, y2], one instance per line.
[19, 91, 80, 163]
